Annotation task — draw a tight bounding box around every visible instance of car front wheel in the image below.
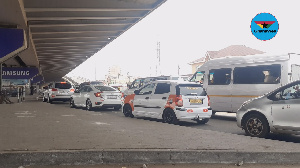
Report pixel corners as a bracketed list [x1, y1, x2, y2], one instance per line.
[123, 104, 134, 118]
[243, 114, 269, 138]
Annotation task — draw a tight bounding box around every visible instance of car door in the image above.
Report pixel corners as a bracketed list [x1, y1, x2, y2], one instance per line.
[271, 82, 300, 131]
[73, 86, 86, 107]
[148, 82, 171, 118]
[133, 83, 155, 117]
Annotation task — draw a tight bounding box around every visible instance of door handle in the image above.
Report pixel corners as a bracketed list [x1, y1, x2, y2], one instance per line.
[145, 97, 149, 99]
[162, 97, 167, 99]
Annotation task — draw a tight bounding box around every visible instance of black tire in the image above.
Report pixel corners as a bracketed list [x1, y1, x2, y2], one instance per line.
[162, 108, 179, 124]
[114, 105, 121, 111]
[197, 118, 209, 124]
[86, 99, 93, 111]
[70, 98, 75, 108]
[123, 104, 134, 118]
[47, 95, 52, 104]
[243, 114, 269, 138]
[42, 94, 46, 102]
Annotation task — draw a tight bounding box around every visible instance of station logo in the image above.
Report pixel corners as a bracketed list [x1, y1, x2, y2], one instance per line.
[251, 13, 279, 41]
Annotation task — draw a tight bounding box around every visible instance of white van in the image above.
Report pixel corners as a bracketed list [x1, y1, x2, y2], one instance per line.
[189, 53, 300, 113]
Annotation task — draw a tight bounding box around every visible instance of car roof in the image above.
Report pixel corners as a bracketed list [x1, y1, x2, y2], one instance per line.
[154, 80, 199, 85]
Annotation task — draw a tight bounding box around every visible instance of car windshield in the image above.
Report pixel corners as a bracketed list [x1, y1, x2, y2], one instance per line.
[176, 84, 206, 96]
[54, 83, 72, 89]
[94, 86, 116, 91]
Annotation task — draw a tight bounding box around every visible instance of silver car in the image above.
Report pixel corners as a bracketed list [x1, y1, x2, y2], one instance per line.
[237, 80, 300, 138]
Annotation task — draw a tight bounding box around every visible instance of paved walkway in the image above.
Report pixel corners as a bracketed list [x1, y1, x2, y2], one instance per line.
[0, 94, 300, 167]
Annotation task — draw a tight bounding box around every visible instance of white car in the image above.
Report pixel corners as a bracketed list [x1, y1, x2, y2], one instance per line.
[122, 80, 212, 124]
[237, 80, 300, 138]
[43, 82, 74, 103]
[70, 85, 123, 111]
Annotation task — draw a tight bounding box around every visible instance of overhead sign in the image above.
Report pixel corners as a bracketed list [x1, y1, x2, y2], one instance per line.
[31, 75, 44, 84]
[0, 28, 27, 63]
[2, 67, 39, 79]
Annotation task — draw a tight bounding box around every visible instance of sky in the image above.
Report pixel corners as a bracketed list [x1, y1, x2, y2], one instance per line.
[67, 0, 300, 81]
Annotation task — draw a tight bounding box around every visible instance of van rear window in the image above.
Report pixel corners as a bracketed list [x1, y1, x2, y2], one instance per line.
[55, 83, 72, 89]
[176, 84, 206, 96]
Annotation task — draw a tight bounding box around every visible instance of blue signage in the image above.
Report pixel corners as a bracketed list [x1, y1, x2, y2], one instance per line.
[2, 67, 39, 79]
[0, 28, 27, 62]
[251, 13, 279, 41]
[31, 75, 44, 84]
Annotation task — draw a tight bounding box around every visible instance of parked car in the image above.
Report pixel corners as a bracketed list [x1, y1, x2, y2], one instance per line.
[122, 80, 212, 124]
[70, 85, 123, 111]
[43, 82, 74, 103]
[237, 80, 300, 138]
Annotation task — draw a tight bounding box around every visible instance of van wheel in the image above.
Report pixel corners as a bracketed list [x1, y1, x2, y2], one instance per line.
[162, 108, 179, 124]
[197, 118, 209, 124]
[243, 114, 269, 138]
[86, 99, 93, 111]
[123, 104, 134, 118]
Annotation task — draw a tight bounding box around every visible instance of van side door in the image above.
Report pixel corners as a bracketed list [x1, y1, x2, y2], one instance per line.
[132, 83, 155, 117]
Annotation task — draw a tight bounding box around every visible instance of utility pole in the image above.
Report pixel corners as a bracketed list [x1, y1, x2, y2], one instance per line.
[156, 41, 161, 76]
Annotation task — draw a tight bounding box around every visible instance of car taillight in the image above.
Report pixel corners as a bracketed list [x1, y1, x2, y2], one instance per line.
[176, 95, 183, 107]
[70, 89, 75, 92]
[52, 88, 58, 91]
[207, 95, 210, 106]
[94, 92, 102, 97]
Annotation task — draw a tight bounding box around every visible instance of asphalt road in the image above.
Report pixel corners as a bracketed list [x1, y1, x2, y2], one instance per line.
[41, 101, 300, 144]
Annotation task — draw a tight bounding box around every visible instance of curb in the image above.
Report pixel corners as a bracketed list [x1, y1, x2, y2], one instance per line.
[1, 150, 300, 167]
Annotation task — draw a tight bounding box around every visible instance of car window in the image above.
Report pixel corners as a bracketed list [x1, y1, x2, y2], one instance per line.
[274, 83, 300, 100]
[55, 83, 72, 89]
[176, 84, 206, 96]
[154, 83, 170, 94]
[94, 86, 116, 91]
[138, 83, 155, 95]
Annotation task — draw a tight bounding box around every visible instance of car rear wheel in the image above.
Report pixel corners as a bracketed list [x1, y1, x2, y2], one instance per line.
[70, 98, 75, 108]
[243, 114, 269, 138]
[162, 108, 179, 124]
[42, 94, 46, 102]
[197, 118, 209, 124]
[123, 104, 134, 118]
[86, 99, 93, 111]
[47, 95, 52, 104]
[114, 105, 121, 111]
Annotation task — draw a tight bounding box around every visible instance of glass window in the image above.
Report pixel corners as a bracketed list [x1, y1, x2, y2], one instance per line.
[176, 84, 206, 96]
[190, 71, 205, 84]
[208, 68, 231, 85]
[54, 83, 72, 89]
[233, 64, 281, 84]
[94, 86, 116, 91]
[138, 83, 155, 95]
[154, 83, 170, 94]
[273, 83, 300, 100]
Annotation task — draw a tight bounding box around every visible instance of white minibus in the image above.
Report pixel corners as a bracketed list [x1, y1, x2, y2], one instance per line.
[189, 53, 300, 113]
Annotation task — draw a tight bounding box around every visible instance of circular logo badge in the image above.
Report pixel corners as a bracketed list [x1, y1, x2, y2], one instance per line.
[251, 13, 279, 41]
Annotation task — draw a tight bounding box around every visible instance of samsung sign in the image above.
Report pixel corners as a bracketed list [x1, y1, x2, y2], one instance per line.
[2, 67, 39, 79]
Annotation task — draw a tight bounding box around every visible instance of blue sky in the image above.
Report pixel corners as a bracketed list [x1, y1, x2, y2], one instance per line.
[67, 0, 300, 80]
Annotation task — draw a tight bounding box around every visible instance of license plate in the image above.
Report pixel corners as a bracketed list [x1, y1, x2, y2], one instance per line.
[107, 95, 117, 99]
[190, 99, 202, 104]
